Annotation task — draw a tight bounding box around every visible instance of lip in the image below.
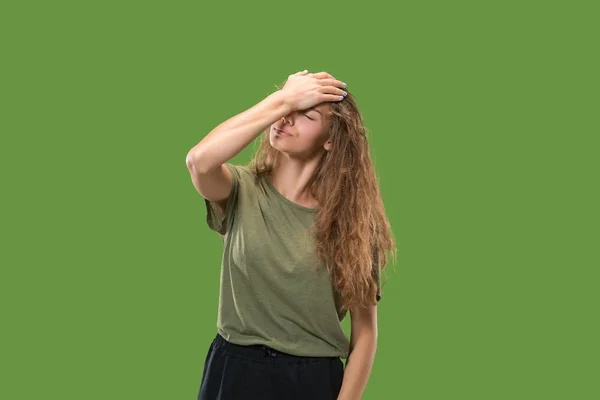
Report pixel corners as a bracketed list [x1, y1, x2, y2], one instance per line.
[275, 127, 291, 136]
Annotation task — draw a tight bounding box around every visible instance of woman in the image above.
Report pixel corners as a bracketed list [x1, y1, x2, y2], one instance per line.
[186, 70, 396, 399]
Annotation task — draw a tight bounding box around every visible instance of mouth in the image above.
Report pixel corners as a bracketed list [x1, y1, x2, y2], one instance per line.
[275, 127, 291, 137]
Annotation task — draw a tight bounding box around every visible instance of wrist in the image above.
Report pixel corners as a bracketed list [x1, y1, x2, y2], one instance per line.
[269, 90, 295, 114]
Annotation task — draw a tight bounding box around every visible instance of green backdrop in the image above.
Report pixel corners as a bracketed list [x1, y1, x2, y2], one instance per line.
[2, 0, 598, 399]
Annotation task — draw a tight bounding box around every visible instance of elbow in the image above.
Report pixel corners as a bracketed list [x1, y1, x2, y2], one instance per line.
[185, 150, 194, 169]
[186, 148, 205, 172]
[185, 152, 196, 170]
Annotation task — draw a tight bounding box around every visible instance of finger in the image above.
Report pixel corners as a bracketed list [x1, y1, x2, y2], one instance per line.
[311, 72, 334, 79]
[318, 78, 346, 88]
[295, 69, 309, 75]
[323, 93, 345, 102]
[321, 86, 347, 97]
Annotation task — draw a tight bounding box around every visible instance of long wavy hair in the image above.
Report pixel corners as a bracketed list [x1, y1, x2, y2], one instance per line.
[246, 82, 397, 315]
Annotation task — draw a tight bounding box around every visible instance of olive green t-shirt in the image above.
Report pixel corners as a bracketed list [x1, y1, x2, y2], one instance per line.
[202, 163, 381, 359]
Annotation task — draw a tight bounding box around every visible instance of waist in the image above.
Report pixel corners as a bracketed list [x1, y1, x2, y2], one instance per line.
[213, 333, 340, 363]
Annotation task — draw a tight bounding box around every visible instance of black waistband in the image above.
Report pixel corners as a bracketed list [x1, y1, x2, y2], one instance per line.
[213, 333, 339, 364]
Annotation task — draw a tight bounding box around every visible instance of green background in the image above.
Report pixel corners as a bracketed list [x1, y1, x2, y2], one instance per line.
[2, 0, 598, 399]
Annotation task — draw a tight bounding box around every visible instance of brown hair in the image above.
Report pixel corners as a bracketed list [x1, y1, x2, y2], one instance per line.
[246, 84, 397, 314]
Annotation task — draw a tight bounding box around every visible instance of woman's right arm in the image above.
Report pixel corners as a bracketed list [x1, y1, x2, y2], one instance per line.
[185, 90, 291, 173]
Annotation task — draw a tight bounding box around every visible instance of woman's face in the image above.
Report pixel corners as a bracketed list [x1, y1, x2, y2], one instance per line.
[270, 102, 333, 159]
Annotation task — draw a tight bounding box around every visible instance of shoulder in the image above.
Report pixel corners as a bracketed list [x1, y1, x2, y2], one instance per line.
[225, 163, 258, 182]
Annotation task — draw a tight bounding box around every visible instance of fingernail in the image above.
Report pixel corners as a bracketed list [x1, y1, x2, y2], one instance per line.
[342, 82, 347, 87]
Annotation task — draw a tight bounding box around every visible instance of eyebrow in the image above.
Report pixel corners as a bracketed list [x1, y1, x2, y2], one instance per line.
[307, 107, 322, 116]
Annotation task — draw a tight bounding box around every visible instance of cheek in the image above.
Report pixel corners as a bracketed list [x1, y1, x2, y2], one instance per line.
[301, 132, 328, 149]
[299, 120, 322, 135]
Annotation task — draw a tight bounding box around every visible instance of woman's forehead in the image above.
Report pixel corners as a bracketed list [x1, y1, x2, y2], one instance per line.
[315, 102, 333, 114]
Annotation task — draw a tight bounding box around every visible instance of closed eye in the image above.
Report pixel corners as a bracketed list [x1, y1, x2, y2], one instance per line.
[304, 114, 314, 120]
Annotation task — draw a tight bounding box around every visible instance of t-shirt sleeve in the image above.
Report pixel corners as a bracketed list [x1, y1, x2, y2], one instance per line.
[375, 267, 382, 302]
[373, 250, 382, 303]
[203, 163, 242, 235]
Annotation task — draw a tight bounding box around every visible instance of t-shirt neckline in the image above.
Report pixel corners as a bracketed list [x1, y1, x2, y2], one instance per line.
[262, 174, 317, 213]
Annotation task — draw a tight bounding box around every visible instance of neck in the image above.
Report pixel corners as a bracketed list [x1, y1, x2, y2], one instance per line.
[268, 156, 321, 208]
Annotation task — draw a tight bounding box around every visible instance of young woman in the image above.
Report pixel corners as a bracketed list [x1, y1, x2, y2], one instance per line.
[186, 70, 396, 400]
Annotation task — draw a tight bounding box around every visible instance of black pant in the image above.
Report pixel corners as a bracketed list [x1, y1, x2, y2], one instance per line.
[198, 333, 345, 399]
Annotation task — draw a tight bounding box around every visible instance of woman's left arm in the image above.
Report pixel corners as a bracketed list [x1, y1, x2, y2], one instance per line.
[337, 304, 378, 400]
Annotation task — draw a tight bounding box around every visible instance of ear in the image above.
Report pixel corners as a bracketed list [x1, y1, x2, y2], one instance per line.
[324, 139, 332, 151]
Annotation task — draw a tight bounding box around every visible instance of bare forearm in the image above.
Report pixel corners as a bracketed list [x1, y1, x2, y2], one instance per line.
[186, 91, 292, 173]
[338, 336, 377, 400]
